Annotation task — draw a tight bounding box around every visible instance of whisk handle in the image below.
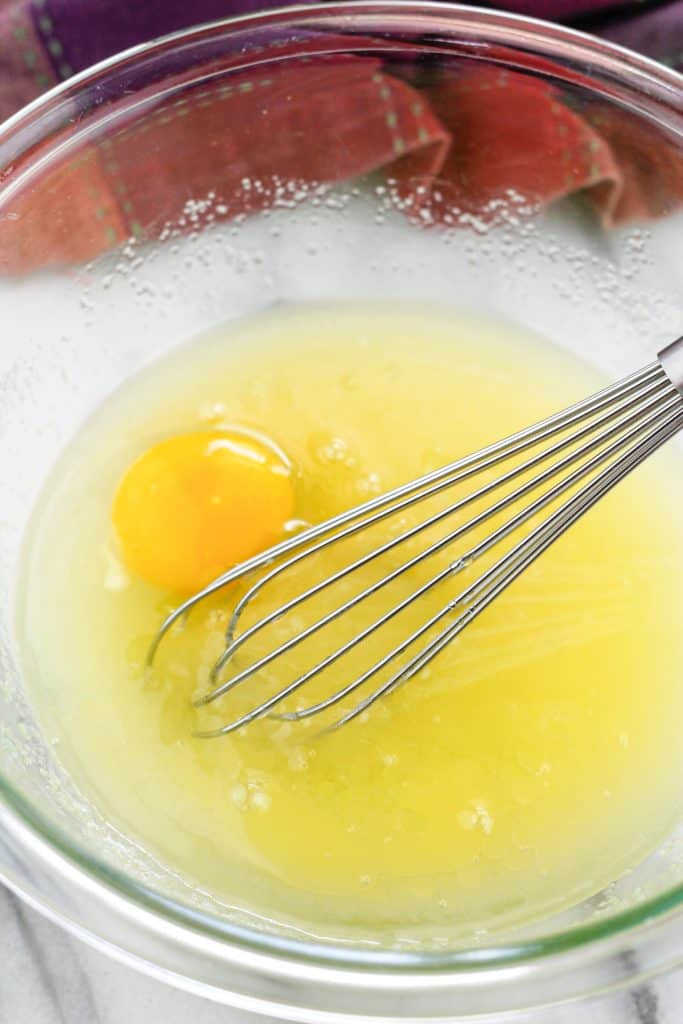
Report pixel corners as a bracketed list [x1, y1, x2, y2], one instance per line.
[658, 336, 683, 394]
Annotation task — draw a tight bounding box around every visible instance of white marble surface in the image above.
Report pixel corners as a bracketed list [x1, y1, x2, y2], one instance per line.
[2, 878, 683, 1024]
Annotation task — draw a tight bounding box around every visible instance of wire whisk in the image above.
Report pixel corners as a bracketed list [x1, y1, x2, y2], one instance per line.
[148, 337, 683, 737]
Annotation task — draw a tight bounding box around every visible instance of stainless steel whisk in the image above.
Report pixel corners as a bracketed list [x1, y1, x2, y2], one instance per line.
[149, 337, 683, 737]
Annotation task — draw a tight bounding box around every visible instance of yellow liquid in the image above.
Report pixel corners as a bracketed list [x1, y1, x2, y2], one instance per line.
[19, 304, 683, 940]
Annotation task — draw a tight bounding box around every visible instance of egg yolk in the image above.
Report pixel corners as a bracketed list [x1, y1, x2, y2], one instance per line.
[112, 430, 294, 593]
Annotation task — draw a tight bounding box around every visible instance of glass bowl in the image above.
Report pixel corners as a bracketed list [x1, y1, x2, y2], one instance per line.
[2, 3, 683, 1018]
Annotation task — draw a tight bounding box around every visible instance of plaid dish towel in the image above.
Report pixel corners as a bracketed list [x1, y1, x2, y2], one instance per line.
[1, 0, 683, 272]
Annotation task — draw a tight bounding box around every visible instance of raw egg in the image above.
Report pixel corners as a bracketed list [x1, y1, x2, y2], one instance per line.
[112, 429, 294, 593]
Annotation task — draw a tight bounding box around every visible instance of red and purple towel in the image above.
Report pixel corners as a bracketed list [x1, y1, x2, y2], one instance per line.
[2, 1, 683, 272]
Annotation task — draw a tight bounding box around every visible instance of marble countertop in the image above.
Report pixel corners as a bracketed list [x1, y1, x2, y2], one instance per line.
[2, 879, 683, 1024]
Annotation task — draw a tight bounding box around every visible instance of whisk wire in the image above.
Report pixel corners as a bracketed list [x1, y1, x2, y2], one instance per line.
[198, 375, 678, 708]
[148, 361, 664, 666]
[195, 404, 683, 737]
[215, 367, 673, 676]
[182, 357, 683, 738]
[147, 352, 683, 737]
[327, 403, 683, 733]
[280, 392, 683, 726]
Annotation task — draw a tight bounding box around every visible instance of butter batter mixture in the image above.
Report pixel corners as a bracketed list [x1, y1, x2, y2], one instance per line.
[18, 304, 683, 940]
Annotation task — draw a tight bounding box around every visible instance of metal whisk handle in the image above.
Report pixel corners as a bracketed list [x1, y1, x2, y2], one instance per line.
[658, 337, 683, 394]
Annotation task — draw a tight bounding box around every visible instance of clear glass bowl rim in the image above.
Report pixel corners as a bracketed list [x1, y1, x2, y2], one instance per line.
[2, 0, 683, 983]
